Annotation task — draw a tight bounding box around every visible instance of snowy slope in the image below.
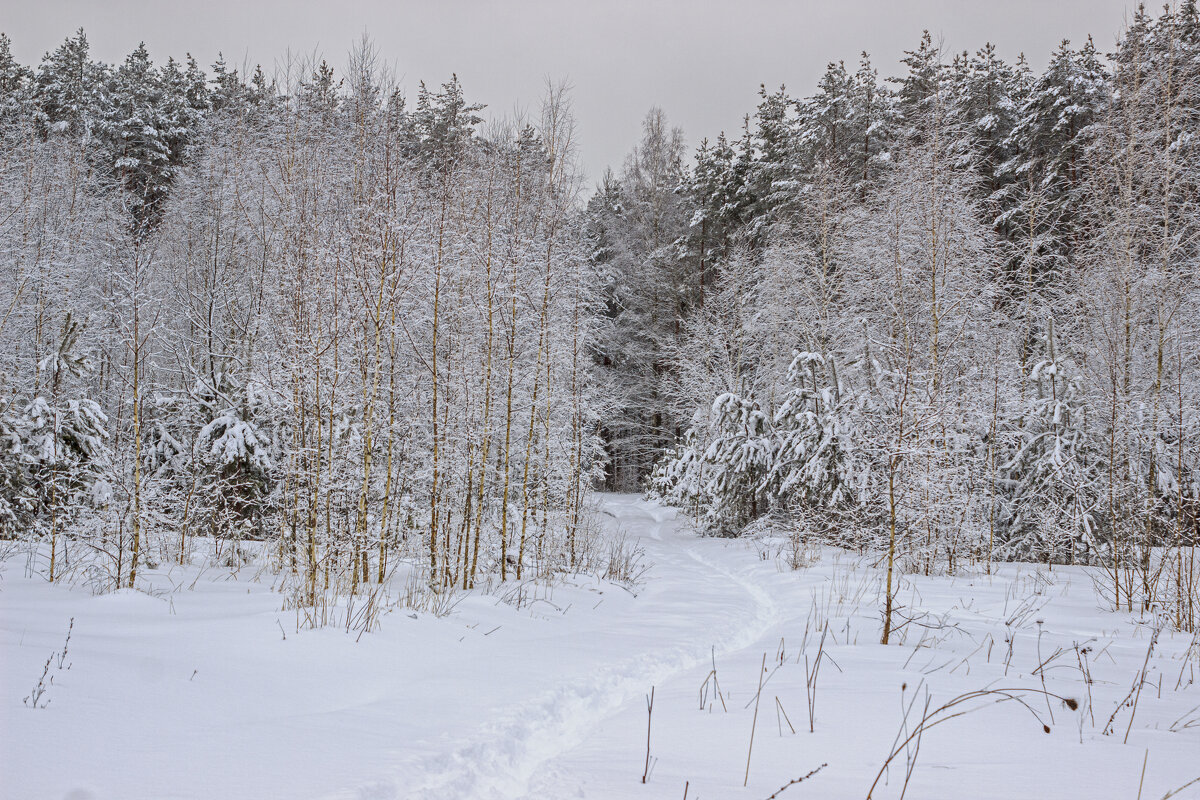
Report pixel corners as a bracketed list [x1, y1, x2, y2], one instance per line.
[2, 495, 1198, 800]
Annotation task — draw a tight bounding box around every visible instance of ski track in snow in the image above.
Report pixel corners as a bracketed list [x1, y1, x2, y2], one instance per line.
[386, 497, 782, 800]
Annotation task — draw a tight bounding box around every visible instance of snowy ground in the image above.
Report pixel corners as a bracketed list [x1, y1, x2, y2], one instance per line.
[2, 495, 1198, 800]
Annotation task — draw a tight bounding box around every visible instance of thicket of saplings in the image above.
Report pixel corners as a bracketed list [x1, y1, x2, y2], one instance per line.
[0, 36, 625, 629]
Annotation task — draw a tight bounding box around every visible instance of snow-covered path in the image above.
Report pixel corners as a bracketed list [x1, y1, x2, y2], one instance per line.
[2, 495, 1198, 800]
[395, 496, 784, 800]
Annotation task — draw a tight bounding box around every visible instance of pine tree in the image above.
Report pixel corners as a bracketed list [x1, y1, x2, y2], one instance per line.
[848, 52, 898, 196]
[33, 28, 107, 139]
[950, 43, 1023, 197]
[995, 38, 1109, 286]
[798, 61, 855, 177]
[893, 30, 944, 140]
[21, 313, 110, 578]
[745, 85, 800, 233]
[652, 390, 773, 535]
[194, 375, 276, 539]
[687, 133, 750, 266]
[798, 54, 899, 196]
[0, 409, 34, 539]
[301, 59, 339, 117]
[410, 74, 485, 170]
[208, 53, 245, 112]
[682, 130, 755, 306]
[247, 64, 274, 106]
[98, 43, 173, 230]
[158, 55, 208, 167]
[0, 33, 33, 127]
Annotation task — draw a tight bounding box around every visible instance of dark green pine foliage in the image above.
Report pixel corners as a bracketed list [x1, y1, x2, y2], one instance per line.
[997, 324, 1105, 563]
[798, 54, 899, 195]
[0, 33, 33, 126]
[799, 60, 855, 178]
[247, 64, 274, 106]
[409, 74, 485, 171]
[685, 132, 753, 301]
[31, 34, 213, 230]
[994, 38, 1109, 291]
[1108, 0, 1200, 252]
[948, 43, 1024, 198]
[588, 109, 691, 489]
[893, 30, 944, 140]
[848, 53, 898, 196]
[208, 54, 247, 112]
[744, 85, 800, 237]
[159, 55, 210, 168]
[302, 59, 340, 118]
[33, 28, 108, 139]
[99, 43, 174, 231]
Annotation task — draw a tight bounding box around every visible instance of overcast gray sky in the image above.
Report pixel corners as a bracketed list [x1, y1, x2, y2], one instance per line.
[3, 0, 1135, 182]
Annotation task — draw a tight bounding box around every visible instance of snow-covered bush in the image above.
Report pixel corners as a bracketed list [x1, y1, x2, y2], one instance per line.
[0, 395, 112, 539]
[190, 375, 278, 540]
[0, 414, 34, 538]
[996, 332, 1104, 563]
[768, 352, 872, 524]
[651, 391, 773, 535]
[653, 353, 874, 538]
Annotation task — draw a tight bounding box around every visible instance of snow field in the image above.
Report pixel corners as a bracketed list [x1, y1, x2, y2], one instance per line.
[2, 495, 1198, 800]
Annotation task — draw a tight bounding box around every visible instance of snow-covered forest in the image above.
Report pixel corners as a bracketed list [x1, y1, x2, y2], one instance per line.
[1, 4, 1199, 798]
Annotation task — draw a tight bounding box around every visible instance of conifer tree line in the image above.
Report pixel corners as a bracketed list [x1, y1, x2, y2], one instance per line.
[0, 4, 1197, 629]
